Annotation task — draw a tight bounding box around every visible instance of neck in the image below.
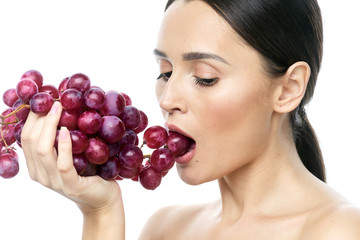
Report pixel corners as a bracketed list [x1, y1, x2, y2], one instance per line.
[216, 118, 320, 223]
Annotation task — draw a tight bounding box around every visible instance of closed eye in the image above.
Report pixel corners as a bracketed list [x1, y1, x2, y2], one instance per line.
[194, 77, 218, 86]
[157, 71, 172, 81]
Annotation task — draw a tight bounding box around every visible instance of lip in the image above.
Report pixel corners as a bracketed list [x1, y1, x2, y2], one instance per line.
[164, 123, 196, 165]
[165, 123, 194, 140]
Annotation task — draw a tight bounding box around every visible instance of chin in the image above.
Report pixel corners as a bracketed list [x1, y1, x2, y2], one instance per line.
[176, 163, 213, 186]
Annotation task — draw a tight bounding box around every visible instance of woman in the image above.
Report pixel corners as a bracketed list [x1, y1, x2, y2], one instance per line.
[21, 0, 360, 239]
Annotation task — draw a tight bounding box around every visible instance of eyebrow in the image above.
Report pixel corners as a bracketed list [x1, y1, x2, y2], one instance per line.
[153, 48, 230, 65]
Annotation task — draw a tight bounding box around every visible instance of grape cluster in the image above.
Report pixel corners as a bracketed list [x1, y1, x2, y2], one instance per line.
[0, 70, 192, 190]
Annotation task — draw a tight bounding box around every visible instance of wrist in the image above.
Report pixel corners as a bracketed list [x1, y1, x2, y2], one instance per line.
[81, 191, 125, 240]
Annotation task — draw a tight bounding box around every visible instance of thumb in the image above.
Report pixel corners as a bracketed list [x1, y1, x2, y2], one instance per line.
[57, 127, 79, 185]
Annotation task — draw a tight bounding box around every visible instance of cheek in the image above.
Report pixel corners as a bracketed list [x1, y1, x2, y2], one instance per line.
[195, 78, 273, 160]
[200, 83, 266, 129]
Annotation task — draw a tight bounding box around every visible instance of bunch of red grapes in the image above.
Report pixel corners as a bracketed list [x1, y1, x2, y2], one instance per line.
[0, 70, 193, 190]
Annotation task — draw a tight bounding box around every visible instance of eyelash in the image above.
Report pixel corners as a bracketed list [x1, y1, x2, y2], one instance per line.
[194, 77, 218, 86]
[157, 71, 218, 86]
[157, 71, 172, 81]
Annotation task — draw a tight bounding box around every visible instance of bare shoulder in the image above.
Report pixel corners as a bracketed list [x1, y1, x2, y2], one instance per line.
[138, 203, 207, 240]
[303, 201, 360, 240]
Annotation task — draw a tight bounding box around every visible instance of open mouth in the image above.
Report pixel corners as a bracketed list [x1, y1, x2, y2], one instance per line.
[177, 138, 196, 156]
[167, 130, 196, 164]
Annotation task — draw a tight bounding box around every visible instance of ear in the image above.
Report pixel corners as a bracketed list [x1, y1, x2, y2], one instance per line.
[273, 61, 311, 113]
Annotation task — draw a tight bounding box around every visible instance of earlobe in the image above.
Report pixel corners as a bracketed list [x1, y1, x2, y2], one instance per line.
[273, 61, 311, 113]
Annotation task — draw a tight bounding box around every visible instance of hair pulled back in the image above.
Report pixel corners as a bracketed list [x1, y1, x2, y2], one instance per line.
[165, 0, 326, 181]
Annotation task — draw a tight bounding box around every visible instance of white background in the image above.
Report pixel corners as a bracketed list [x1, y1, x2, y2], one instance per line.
[0, 0, 359, 239]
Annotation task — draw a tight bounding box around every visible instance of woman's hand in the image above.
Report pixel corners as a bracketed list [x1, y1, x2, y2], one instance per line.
[21, 101, 125, 239]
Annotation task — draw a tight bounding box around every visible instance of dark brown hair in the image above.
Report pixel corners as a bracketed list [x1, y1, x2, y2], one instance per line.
[165, 0, 326, 181]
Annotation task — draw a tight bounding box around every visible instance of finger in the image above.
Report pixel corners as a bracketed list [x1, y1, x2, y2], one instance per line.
[21, 111, 43, 180]
[21, 110, 40, 137]
[37, 101, 62, 149]
[57, 127, 79, 192]
[37, 102, 63, 173]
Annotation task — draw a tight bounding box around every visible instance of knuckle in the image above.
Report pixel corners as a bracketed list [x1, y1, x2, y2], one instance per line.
[57, 162, 71, 173]
[51, 184, 62, 193]
[37, 176, 51, 188]
[36, 146, 51, 157]
[62, 187, 78, 198]
[42, 181, 51, 189]
[29, 173, 38, 182]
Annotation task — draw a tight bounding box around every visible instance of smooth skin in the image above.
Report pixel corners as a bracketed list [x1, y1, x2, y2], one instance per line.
[21, 0, 360, 239]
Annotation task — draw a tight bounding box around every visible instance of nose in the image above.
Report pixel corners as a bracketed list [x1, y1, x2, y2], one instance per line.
[156, 73, 188, 115]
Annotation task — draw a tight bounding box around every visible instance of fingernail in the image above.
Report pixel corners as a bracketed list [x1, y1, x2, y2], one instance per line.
[59, 127, 69, 141]
[49, 101, 60, 114]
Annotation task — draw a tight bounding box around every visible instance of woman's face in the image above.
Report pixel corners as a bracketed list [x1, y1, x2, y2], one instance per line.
[155, 0, 276, 185]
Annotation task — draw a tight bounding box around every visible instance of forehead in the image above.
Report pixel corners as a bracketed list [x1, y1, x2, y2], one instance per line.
[157, 0, 241, 55]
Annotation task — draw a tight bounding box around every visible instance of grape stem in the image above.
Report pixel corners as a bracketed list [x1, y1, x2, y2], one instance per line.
[0, 103, 29, 150]
[0, 127, 8, 149]
[143, 154, 151, 159]
[0, 103, 29, 123]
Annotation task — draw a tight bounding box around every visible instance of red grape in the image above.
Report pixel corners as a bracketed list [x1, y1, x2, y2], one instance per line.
[16, 79, 38, 102]
[58, 77, 69, 96]
[143, 125, 168, 149]
[84, 87, 105, 110]
[133, 110, 148, 134]
[166, 131, 191, 157]
[21, 70, 43, 89]
[139, 165, 162, 190]
[118, 130, 137, 149]
[67, 73, 91, 94]
[77, 110, 102, 135]
[150, 148, 175, 172]
[100, 90, 125, 116]
[60, 88, 83, 112]
[70, 130, 88, 154]
[119, 145, 143, 169]
[59, 110, 79, 130]
[134, 134, 139, 146]
[97, 156, 121, 180]
[73, 154, 88, 175]
[1, 147, 17, 157]
[119, 105, 140, 130]
[0, 153, 19, 179]
[80, 161, 97, 177]
[121, 92, 132, 106]
[12, 99, 30, 121]
[98, 116, 125, 144]
[3, 88, 19, 107]
[108, 142, 121, 157]
[1, 125, 16, 146]
[118, 164, 139, 179]
[13, 121, 24, 145]
[84, 138, 109, 165]
[29, 92, 54, 115]
[1, 108, 16, 124]
[131, 164, 143, 182]
[40, 84, 59, 99]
